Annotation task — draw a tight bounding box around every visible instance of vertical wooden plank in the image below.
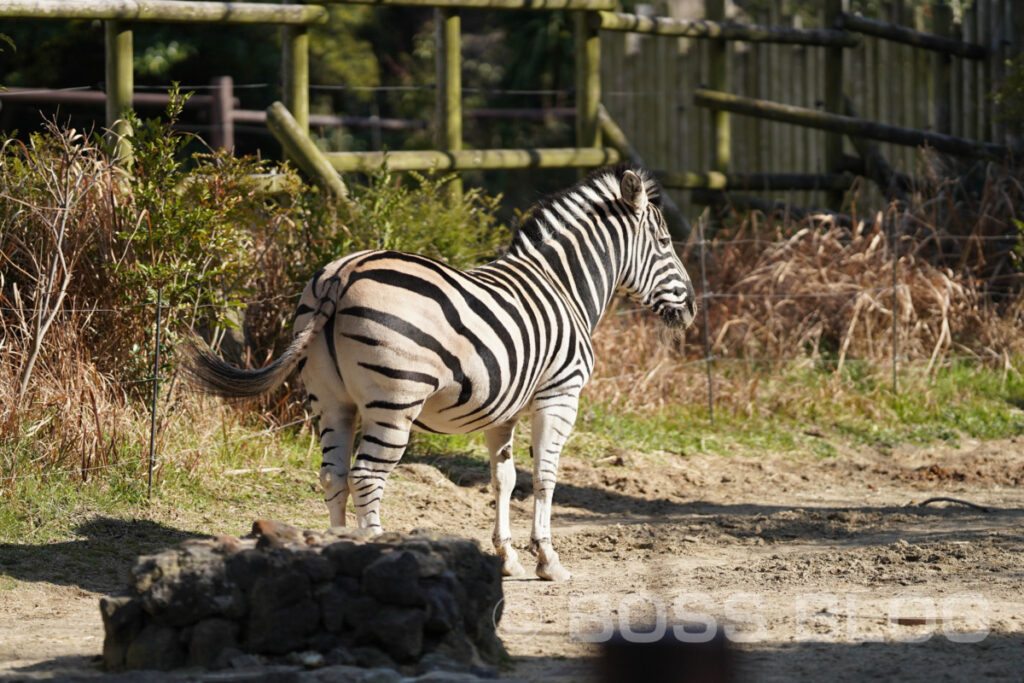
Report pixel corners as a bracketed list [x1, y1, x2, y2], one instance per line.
[823, 0, 845, 208]
[812, 24, 826, 206]
[933, 0, 953, 135]
[637, 9, 652, 165]
[741, 41, 759, 176]
[707, 0, 729, 174]
[655, 13, 669, 173]
[914, 5, 930, 167]
[985, 0, 999, 142]
[757, 7, 770, 180]
[695, 33, 709, 178]
[763, 5, 777, 180]
[676, 30, 694, 217]
[575, 10, 601, 153]
[104, 20, 133, 166]
[971, 1, 982, 141]
[211, 75, 234, 152]
[436, 8, 462, 195]
[962, 9, 972, 140]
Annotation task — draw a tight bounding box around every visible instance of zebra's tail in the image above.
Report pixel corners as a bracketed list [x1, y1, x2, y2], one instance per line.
[183, 304, 325, 399]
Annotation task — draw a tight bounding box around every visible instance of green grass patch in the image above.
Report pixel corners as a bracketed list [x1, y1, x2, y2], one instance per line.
[1, 359, 1021, 551]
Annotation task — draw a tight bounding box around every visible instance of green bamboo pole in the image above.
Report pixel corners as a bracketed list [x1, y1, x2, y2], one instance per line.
[0, 0, 328, 23]
[823, 0, 846, 209]
[836, 11, 984, 59]
[657, 171, 853, 191]
[594, 11, 859, 46]
[325, 147, 621, 172]
[104, 20, 133, 166]
[693, 88, 1010, 159]
[574, 11, 601, 154]
[707, 0, 729, 174]
[323, 0, 616, 9]
[266, 101, 348, 198]
[436, 8, 463, 197]
[282, 1, 309, 135]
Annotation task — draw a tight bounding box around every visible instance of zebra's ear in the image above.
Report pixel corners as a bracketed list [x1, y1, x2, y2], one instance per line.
[620, 170, 649, 215]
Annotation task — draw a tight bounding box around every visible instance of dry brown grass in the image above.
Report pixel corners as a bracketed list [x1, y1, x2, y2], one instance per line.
[2, 125, 1022, 488]
[590, 162, 1024, 412]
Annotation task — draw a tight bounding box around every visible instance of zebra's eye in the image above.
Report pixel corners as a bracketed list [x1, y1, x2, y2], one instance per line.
[658, 236, 671, 248]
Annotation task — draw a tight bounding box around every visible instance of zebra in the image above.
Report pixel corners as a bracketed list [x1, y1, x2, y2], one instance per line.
[187, 165, 696, 581]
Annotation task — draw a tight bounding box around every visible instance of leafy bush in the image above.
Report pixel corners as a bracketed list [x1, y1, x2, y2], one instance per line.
[0, 104, 510, 487]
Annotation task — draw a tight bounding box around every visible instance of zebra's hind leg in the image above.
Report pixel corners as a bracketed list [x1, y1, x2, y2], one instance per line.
[317, 402, 357, 528]
[530, 406, 576, 582]
[348, 412, 414, 533]
[485, 421, 525, 577]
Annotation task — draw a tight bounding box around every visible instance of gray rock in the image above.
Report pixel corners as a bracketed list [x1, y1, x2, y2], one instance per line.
[325, 541, 384, 577]
[124, 623, 185, 670]
[362, 551, 424, 607]
[188, 618, 240, 668]
[100, 524, 506, 673]
[245, 570, 319, 654]
[100, 595, 144, 670]
[359, 605, 427, 662]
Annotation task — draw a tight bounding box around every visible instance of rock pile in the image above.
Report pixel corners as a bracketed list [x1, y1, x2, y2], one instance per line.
[100, 521, 506, 675]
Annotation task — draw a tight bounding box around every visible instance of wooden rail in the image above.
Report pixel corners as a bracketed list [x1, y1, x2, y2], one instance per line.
[595, 11, 859, 47]
[657, 171, 853, 192]
[694, 89, 1010, 161]
[325, 148, 621, 172]
[836, 12, 986, 59]
[0, 87, 228, 108]
[319, 0, 616, 10]
[0, 0, 328, 24]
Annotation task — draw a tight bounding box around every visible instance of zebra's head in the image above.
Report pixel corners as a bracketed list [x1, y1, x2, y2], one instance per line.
[616, 169, 697, 329]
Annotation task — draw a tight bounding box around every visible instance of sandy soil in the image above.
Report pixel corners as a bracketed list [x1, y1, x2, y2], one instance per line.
[1, 437, 1022, 681]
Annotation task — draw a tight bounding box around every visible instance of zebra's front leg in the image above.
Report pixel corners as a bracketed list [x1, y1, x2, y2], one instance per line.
[485, 421, 525, 577]
[317, 403, 358, 528]
[530, 405, 577, 582]
[348, 412, 415, 533]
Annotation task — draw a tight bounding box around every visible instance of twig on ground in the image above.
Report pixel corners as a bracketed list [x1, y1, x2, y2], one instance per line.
[917, 496, 991, 513]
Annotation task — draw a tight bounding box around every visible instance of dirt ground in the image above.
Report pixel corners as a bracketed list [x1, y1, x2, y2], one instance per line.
[1, 437, 1023, 681]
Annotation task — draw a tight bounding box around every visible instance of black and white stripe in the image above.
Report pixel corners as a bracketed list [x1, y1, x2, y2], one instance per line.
[186, 165, 696, 581]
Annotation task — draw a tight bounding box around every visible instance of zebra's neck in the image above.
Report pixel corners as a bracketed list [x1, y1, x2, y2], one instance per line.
[501, 195, 623, 333]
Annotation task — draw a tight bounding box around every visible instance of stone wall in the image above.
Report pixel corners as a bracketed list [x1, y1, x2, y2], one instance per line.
[100, 521, 506, 675]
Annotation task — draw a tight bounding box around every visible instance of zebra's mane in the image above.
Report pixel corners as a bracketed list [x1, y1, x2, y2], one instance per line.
[510, 164, 663, 252]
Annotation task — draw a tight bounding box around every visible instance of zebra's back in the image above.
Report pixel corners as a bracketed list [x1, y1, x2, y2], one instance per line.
[294, 249, 587, 436]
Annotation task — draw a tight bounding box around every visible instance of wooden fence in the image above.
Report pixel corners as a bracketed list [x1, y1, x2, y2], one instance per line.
[603, 0, 1023, 217]
[2, 0, 1020, 224]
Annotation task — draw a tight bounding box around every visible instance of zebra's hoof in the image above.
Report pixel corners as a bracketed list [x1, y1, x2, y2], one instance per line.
[502, 558, 527, 577]
[536, 561, 571, 582]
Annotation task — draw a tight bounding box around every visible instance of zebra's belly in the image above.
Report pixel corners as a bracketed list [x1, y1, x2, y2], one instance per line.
[411, 390, 528, 435]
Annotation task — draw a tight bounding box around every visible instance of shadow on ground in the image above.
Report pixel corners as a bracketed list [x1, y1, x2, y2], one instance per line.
[0, 517, 203, 594]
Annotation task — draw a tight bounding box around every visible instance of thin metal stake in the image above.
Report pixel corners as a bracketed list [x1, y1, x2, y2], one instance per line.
[891, 226, 899, 395]
[698, 214, 715, 425]
[148, 287, 162, 497]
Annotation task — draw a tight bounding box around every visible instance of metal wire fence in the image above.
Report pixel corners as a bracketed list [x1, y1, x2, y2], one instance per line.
[3, 224, 1019, 488]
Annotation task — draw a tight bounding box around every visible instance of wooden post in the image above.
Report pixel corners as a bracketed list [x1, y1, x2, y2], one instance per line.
[574, 11, 601, 155]
[823, 0, 846, 209]
[281, 0, 309, 134]
[436, 8, 463, 197]
[706, 0, 729, 174]
[210, 75, 234, 152]
[267, 101, 348, 199]
[104, 20, 133, 166]
[932, 0, 953, 136]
